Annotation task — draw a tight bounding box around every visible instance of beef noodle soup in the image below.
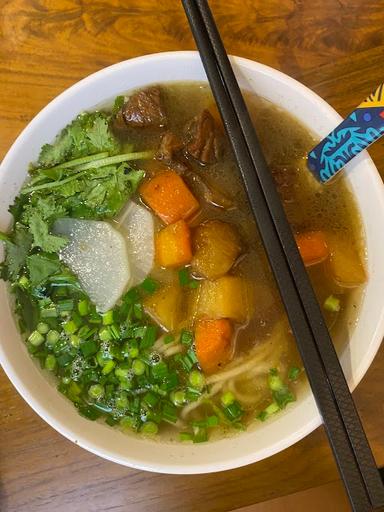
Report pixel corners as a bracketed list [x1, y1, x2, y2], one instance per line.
[0, 82, 366, 442]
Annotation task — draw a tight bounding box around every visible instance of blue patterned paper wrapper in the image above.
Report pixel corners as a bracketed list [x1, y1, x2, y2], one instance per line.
[307, 84, 384, 183]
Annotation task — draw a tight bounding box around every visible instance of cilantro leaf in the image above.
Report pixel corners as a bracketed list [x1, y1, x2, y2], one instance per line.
[37, 112, 120, 168]
[39, 130, 73, 168]
[28, 213, 67, 253]
[14, 286, 39, 332]
[112, 95, 124, 115]
[26, 254, 62, 286]
[86, 116, 120, 155]
[125, 168, 145, 193]
[1, 226, 33, 279]
[22, 196, 66, 225]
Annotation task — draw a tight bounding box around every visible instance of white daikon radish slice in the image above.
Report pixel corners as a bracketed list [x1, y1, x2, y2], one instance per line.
[53, 218, 131, 312]
[118, 202, 155, 285]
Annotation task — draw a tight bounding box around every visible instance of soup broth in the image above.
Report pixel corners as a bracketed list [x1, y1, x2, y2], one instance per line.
[1, 82, 365, 443]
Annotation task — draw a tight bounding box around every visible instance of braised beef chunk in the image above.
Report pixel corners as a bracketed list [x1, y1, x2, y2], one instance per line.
[122, 86, 167, 127]
[156, 131, 183, 162]
[184, 109, 220, 165]
[155, 131, 188, 172]
[112, 109, 128, 133]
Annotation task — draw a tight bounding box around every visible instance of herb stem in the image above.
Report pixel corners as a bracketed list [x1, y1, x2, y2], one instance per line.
[74, 151, 154, 171]
[21, 170, 90, 194]
[41, 152, 109, 172]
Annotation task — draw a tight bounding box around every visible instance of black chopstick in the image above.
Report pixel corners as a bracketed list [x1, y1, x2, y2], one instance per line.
[182, 1, 384, 510]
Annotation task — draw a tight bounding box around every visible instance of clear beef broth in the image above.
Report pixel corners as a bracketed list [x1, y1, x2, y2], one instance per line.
[114, 82, 364, 437]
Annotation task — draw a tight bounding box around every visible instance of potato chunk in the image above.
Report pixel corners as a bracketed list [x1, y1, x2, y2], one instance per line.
[326, 233, 366, 288]
[143, 283, 183, 331]
[191, 220, 242, 279]
[192, 275, 249, 324]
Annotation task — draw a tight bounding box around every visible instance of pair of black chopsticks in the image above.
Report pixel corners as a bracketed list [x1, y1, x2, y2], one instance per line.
[181, 1, 384, 510]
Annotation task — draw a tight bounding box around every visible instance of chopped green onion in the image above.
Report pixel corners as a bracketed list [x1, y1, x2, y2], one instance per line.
[143, 391, 159, 408]
[223, 400, 243, 421]
[164, 372, 179, 391]
[257, 401, 280, 422]
[88, 384, 105, 400]
[115, 391, 129, 409]
[180, 329, 193, 346]
[102, 360, 116, 375]
[37, 322, 49, 335]
[70, 334, 81, 347]
[46, 330, 60, 347]
[162, 402, 178, 423]
[109, 325, 120, 340]
[185, 387, 202, 402]
[115, 366, 130, 380]
[187, 348, 198, 364]
[28, 330, 45, 347]
[189, 370, 205, 390]
[193, 426, 208, 443]
[80, 340, 99, 358]
[221, 391, 235, 407]
[151, 361, 168, 380]
[170, 390, 186, 407]
[133, 303, 143, 320]
[288, 366, 301, 381]
[123, 287, 140, 304]
[45, 354, 57, 371]
[206, 415, 219, 427]
[128, 345, 139, 359]
[178, 268, 199, 289]
[99, 327, 112, 342]
[324, 295, 341, 312]
[78, 299, 89, 316]
[163, 334, 174, 345]
[141, 421, 158, 435]
[140, 277, 158, 294]
[120, 415, 138, 431]
[40, 306, 58, 318]
[178, 268, 190, 286]
[132, 359, 146, 376]
[77, 404, 102, 421]
[102, 310, 114, 325]
[56, 352, 75, 367]
[18, 276, 29, 289]
[78, 326, 96, 340]
[268, 368, 296, 409]
[96, 351, 111, 367]
[179, 431, 193, 442]
[63, 320, 78, 335]
[179, 354, 194, 372]
[268, 368, 284, 391]
[141, 325, 157, 349]
[57, 299, 74, 313]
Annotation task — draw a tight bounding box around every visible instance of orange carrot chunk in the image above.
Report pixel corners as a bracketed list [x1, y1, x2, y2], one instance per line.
[140, 170, 199, 225]
[195, 318, 233, 374]
[155, 220, 192, 268]
[295, 231, 329, 267]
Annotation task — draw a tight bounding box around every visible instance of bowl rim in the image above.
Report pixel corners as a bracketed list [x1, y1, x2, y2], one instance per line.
[1, 50, 384, 474]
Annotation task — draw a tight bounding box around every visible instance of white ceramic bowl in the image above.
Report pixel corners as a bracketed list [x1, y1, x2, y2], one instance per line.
[1, 51, 384, 474]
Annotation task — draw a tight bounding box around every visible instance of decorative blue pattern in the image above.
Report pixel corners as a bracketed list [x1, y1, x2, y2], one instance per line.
[308, 101, 384, 183]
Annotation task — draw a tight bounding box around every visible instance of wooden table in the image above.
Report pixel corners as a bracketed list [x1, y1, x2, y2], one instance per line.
[1, 1, 384, 511]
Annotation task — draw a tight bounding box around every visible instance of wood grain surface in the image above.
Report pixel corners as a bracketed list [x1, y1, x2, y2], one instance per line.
[1, 1, 384, 511]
